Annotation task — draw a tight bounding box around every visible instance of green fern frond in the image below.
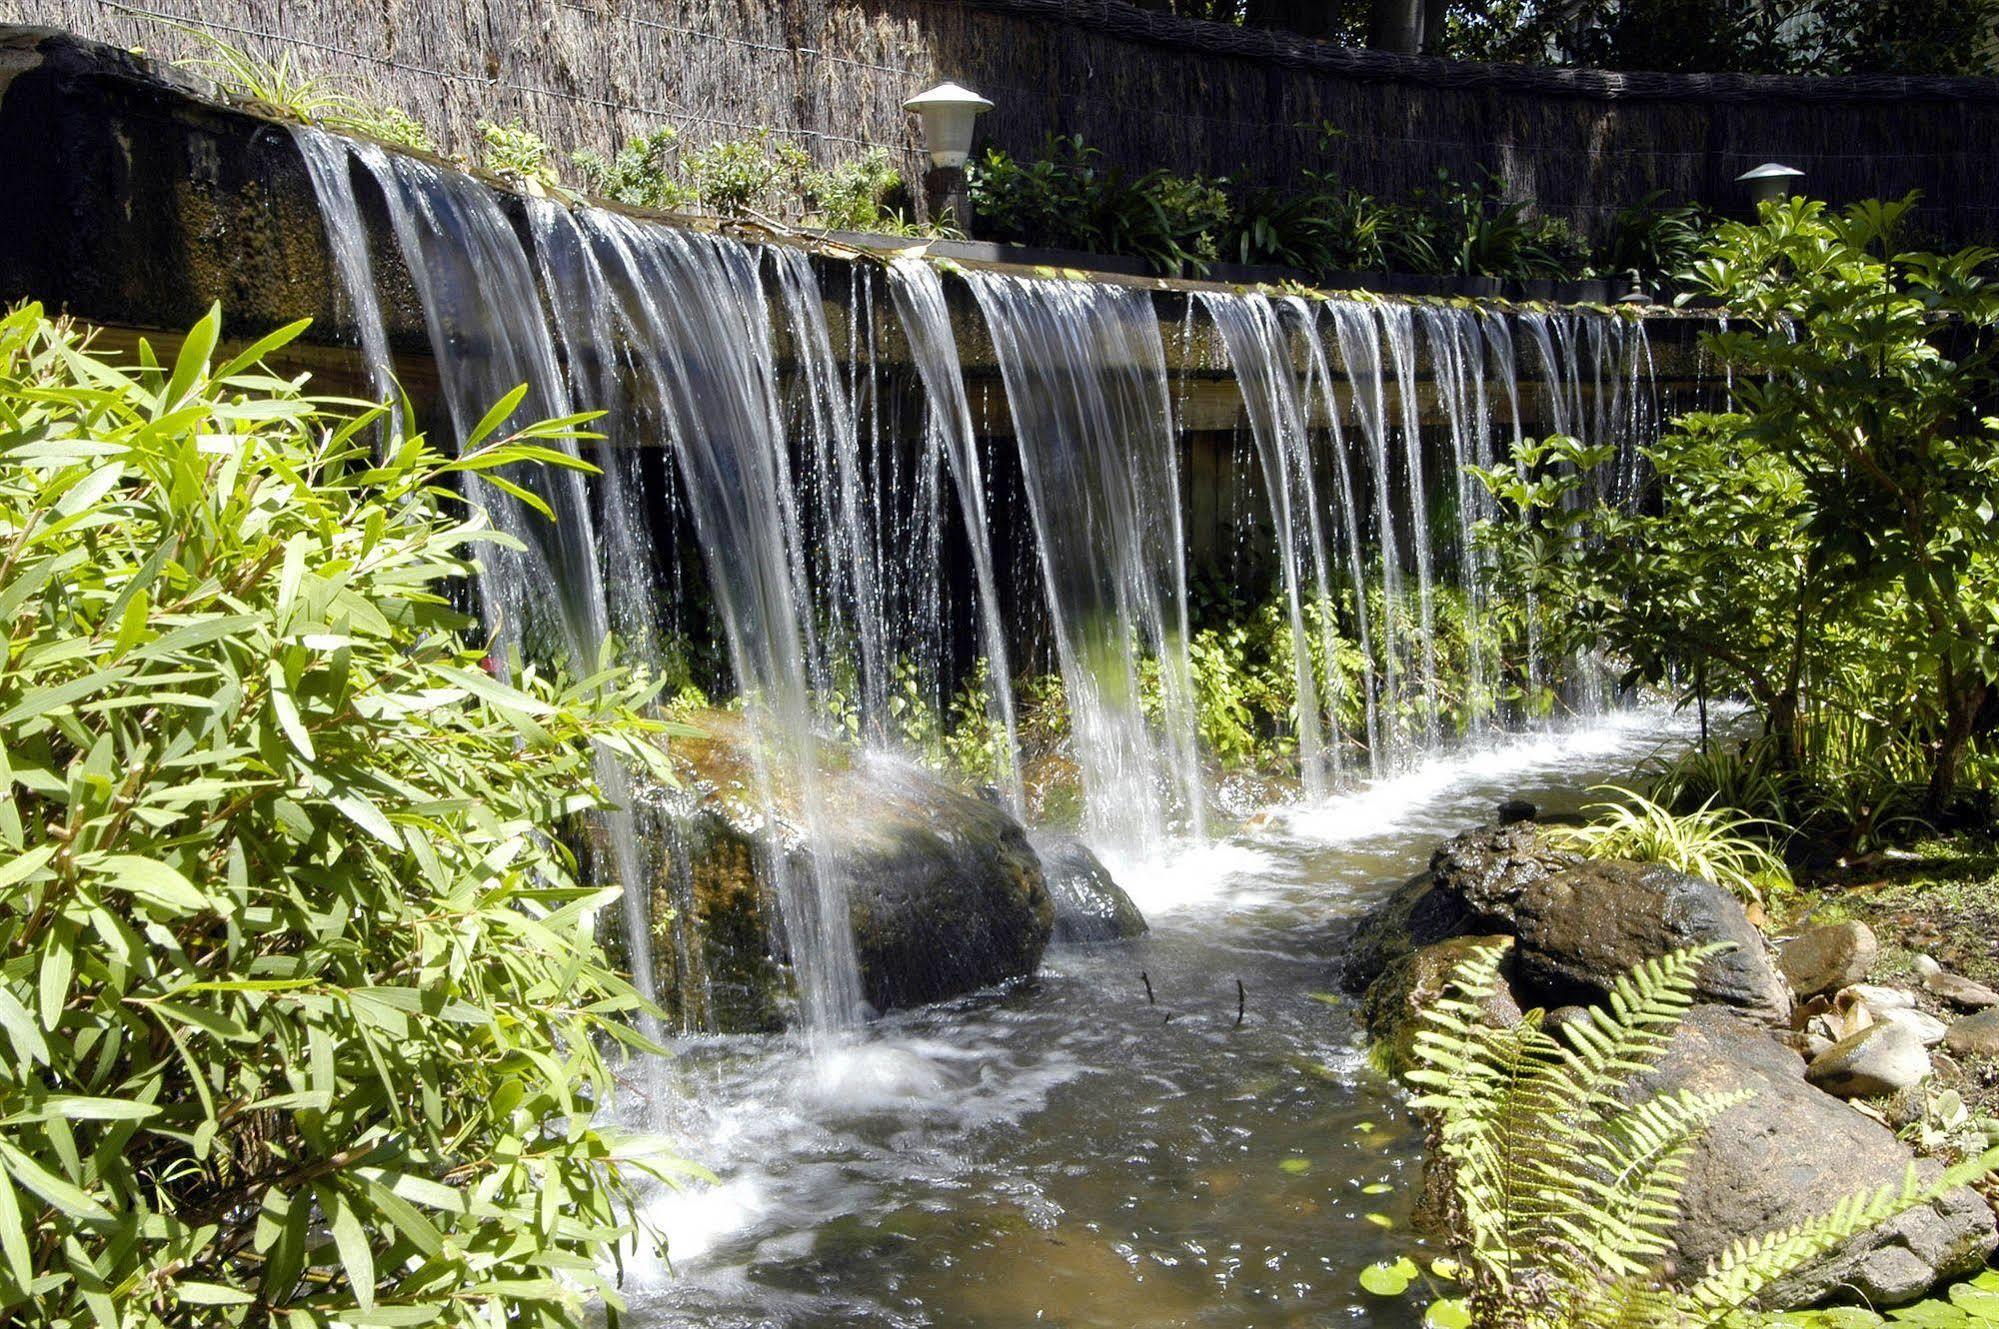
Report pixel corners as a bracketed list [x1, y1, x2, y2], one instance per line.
[1682, 1147, 1999, 1321]
[1556, 943, 1730, 1108]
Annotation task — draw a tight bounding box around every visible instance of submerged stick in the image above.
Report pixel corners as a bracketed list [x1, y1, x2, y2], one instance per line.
[1141, 971, 1155, 1005]
[1236, 979, 1246, 1027]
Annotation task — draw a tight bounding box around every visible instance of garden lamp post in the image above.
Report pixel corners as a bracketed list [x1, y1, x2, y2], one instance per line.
[904, 81, 992, 229]
[1737, 162, 1806, 211]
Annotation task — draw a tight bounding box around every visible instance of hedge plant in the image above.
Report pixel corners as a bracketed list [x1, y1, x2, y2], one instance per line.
[0, 303, 684, 1326]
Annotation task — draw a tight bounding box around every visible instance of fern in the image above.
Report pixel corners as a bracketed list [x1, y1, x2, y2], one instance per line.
[1409, 943, 1999, 1328]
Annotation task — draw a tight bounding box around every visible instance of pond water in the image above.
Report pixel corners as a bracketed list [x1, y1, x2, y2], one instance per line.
[613, 708, 1701, 1328]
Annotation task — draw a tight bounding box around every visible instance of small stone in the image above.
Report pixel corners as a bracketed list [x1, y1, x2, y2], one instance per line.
[1496, 797, 1538, 824]
[1546, 1005, 1592, 1030]
[1843, 984, 1917, 1012]
[1779, 922, 1878, 999]
[1872, 1006, 1949, 1047]
[1807, 1022, 1932, 1099]
[1943, 1008, 1999, 1058]
[1914, 956, 1999, 1010]
[1778, 1029, 1832, 1060]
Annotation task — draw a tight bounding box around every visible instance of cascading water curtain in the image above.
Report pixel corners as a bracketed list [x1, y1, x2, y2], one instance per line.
[293, 116, 1669, 1034]
[1198, 291, 1348, 795]
[886, 256, 1026, 813]
[965, 271, 1206, 855]
[292, 127, 870, 1043]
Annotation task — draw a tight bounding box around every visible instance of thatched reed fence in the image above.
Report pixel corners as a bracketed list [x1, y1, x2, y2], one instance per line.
[5, 0, 1999, 241]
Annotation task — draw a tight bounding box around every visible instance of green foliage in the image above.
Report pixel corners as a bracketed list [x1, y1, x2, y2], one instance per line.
[1433, 0, 1999, 76]
[174, 25, 359, 122]
[0, 303, 689, 1324]
[1642, 730, 1933, 856]
[1407, 942, 1999, 1327]
[971, 141, 1688, 284]
[968, 137, 1232, 276]
[171, 24, 433, 154]
[1601, 191, 1712, 285]
[676, 130, 811, 219]
[1407, 168, 1594, 281]
[1477, 195, 1999, 819]
[572, 127, 696, 212]
[1549, 786, 1793, 903]
[479, 117, 566, 194]
[332, 102, 436, 155]
[577, 129, 930, 233]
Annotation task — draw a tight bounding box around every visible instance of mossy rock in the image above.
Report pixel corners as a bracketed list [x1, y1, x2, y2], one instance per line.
[617, 710, 1053, 1029]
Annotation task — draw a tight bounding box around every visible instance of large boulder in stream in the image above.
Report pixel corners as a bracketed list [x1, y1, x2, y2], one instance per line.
[1628, 1005, 1997, 1307]
[1344, 820, 1789, 1023]
[616, 713, 1053, 1030]
[1035, 835, 1147, 944]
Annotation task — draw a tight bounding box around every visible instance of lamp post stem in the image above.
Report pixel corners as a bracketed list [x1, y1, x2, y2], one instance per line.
[924, 165, 971, 233]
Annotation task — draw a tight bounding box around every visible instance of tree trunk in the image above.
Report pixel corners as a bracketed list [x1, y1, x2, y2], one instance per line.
[1419, 0, 1450, 52]
[1369, 0, 1422, 52]
[1925, 678, 1990, 819]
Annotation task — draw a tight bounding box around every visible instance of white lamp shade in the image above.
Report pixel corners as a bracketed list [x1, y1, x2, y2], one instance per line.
[903, 81, 993, 169]
[1737, 162, 1805, 206]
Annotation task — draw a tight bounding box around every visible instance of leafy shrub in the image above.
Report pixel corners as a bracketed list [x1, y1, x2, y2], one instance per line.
[1548, 786, 1793, 903]
[806, 148, 914, 233]
[677, 130, 812, 219]
[174, 25, 358, 123]
[1643, 733, 1933, 858]
[479, 116, 565, 194]
[332, 102, 436, 154]
[1602, 190, 1712, 284]
[0, 304, 686, 1324]
[1480, 197, 1999, 816]
[572, 126, 696, 211]
[173, 25, 433, 154]
[1405, 942, 1999, 1328]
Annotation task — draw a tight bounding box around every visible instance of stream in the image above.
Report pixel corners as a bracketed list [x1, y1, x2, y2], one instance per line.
[612, 707, 1702, 1328]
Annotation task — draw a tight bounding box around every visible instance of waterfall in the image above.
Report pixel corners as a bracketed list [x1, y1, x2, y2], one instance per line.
[292, 129, 866, 1041]
[964, 271, 1205, 853]
[1198, 291, 1345, 794]
[1323, 301, 1411, 767]
[1419, 305, 1495, 737]
[291, 128, 397, 431]
[1292, 301, 1384, 762]
[886, 256, 1026, 811]
[291, 121, 1671, 1041]
[527, 208, 864, 1040]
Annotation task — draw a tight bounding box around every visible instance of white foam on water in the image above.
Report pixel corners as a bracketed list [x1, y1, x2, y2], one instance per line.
[1096, 837, 1278, 914]
[1282, 706, 1701, 847]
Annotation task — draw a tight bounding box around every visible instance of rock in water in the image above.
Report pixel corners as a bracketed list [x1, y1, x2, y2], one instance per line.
[1779, 922, 1879, 998]
[1807, 1022, 1932, 1099]
[1035, 836, 1147, 944]
[1498, 861, 1791, 1022]
[1341, 871, 1472, 994]
[634, 715, 1054, 1027]
[1914, 956, 1999, 1010]
[1628, 1006, 1996, 1307]
[1430, 822, 1584, 926]
[828, 756, 1053, 1012]
[1943, 1008, 1999, 1057]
